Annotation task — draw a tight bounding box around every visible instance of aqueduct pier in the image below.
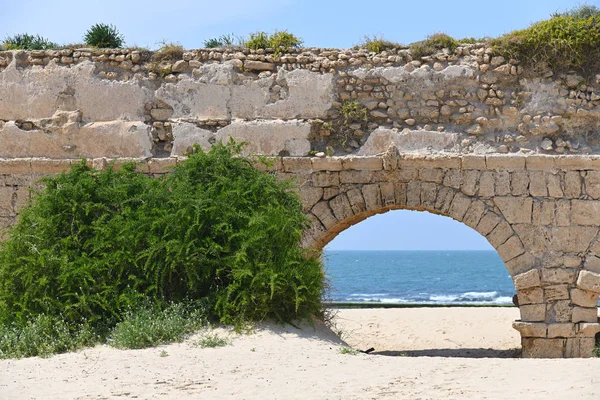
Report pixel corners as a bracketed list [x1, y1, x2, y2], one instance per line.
[1, 44, 600, 357]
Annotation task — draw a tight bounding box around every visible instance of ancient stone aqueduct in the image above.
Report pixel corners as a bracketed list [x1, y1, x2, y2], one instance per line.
[1, 43, 600, 358]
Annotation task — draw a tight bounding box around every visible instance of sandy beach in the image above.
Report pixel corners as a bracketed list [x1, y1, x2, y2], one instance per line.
[1, 307, 599, 400]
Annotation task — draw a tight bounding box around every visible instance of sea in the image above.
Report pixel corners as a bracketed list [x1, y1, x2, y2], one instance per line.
[323, 250, 515, 305]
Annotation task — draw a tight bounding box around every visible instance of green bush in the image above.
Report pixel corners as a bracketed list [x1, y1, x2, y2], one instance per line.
[84, 23, 124, 48]
[0, 142, 324, 349]
[410, 33, 458, 59]
[245, 30, 303, 55]
[358, 35, 401, 53]
[204, 34, 240, 48]
[108, 300, 208, 349]
[492, 5, 600, 73]
[0, 315, 97, 359]
[2, 34, 57, 50]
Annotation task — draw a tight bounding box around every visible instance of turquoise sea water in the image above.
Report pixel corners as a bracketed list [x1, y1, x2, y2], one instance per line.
[323, 250, 515, 305]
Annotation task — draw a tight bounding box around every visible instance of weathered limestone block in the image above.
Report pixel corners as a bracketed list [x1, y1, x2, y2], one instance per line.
[329, 194, 354, 221]
[342, 157, 382, 171]
[231, 69, 335, 119]
[434, 186, 455, 215]
[311, 201, 337, 229]
[520, 304, 546, 322]
[585, 171, 600, 199]
[0, 61, 150, 122]
[156, 76, 230, 119]
[510, 171, 530, 196]
[497, 236, 525, 262]
[506, 252, 536, 276]
[512, 321, 546, 338]
[406, 181, 421, 208]
[442, 169, 461, 189]
[475, 211, 501, 236]
[0, 188, 13, 216]
[0, 120, 153, 158]
[547, 323, 575, 338]
[577, 270, 600, 293]
[448, 193, 471, 222]
[544, 285, 569, 301]
[299, 187, 323, 212]
[518, 287, 543, 305]
[461, 155, 486, 170]
[486, 155, 526, 170]
[461, 200, 485, 230]
[529, 171, 549, 197]
[548, 300, 573, 323]
[216, 120, 310, 156]
[460, 170, 479, 196]
[419, 168, 444, 184]
[312, 158, 343, 171]
[302, 213, 326, 248]
[513, 269, 541, 290]
[546, 173, 563, 198]
[570, 288, 600, 307]
[542, 268, 578, 285]
[312, 172, 340, 187]
[420, 182, 438, 209]
[281, 157, 312, 172]
[358, 128, 459, 155]
[550, 226, 598, 252]
[564, 171, 582, 198]
[486, 220, 513, 248]
[170, 122, 213, 156]
[478, 171, 495, 197]
[570, 200, 600, 226]
[494, 197, 532, 224]
[362, 184, 382, 210]
[340, 170, 372, 184]
[346, 188, 366, 214]
[494, 171, 511, 196]
[379, 182, 396, 207]
[572, 307, 598, 323]
[584, 255, 600, 274]
[532, 201, 555, 226]
[565, 337, 597, 358]
[394, 183, 407, 207]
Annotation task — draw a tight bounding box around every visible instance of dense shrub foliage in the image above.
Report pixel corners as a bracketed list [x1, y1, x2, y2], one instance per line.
[410, 33, 458, 59]
[84, 23, 124, 48]
[0, 143, 324, 357]
[1, 34, 57, 50]
[245, 30, 303, 55]
[492, 5, 600, 73]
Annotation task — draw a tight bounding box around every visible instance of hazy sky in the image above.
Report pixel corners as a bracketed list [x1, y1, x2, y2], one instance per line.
[2, 0, 592, 49]
[3, 1, 591, 250]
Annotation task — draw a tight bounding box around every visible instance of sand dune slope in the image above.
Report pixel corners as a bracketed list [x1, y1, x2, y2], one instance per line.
[1, 308, 599, 400]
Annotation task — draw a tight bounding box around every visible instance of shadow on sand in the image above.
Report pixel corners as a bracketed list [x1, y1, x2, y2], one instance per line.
[371, 348, 521, 358]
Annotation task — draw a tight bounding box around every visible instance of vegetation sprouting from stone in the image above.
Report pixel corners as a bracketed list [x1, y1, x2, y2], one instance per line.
[409, 33, 458, 59]
[84, 23, 125, 48]
[204, 34, 241, 48]
[491, 4, 600, 74]
[1, 34, 57, 50]
[153, 41, 185, 60]
[245, 30, 303, 55]
[0, 142, 325, 358]
[358, 35, 401, 53]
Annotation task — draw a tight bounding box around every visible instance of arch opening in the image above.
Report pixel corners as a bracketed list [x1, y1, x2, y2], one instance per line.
[324, 209, 521, 358]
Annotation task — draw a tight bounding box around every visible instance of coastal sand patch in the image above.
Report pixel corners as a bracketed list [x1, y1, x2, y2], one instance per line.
[1, 308, 599, 400]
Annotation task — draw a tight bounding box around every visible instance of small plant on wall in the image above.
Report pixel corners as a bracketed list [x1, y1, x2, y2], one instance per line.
[84, 23, 125, 48]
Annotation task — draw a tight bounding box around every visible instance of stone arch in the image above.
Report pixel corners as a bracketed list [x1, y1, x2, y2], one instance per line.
[291, 153, 600, 357]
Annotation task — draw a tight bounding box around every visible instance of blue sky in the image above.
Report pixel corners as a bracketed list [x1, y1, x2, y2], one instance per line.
[3, 1, 592, 250]
[2, 0, 593, 49]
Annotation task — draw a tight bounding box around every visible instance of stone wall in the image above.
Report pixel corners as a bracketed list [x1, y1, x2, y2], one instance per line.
[2, 44, 600, 160]
[2, 45, 600, 358]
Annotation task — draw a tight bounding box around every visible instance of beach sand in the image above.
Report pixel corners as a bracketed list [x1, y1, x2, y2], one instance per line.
[1, 307, 599, 399]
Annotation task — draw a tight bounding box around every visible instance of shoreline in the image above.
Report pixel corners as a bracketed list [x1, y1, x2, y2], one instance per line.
[326, 302, 516, 308]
